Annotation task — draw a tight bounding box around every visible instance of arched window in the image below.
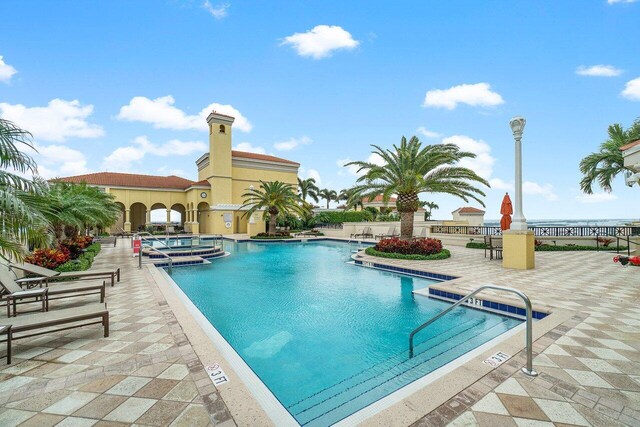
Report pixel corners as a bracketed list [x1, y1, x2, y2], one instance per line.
[219, 124, 226, 134]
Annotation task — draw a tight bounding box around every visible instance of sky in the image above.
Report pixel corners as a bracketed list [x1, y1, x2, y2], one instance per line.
[0, 0, 639, 221]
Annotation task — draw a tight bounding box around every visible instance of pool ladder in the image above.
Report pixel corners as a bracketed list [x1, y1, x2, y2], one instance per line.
[138, 243, 173, 274]
[409, 285, 537, 376]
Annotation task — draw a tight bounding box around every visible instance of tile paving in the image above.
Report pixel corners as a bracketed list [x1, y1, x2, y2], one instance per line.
[354, 246, 640, 426]
[0, 239, 234, 426]
[0, 239, 639, 426]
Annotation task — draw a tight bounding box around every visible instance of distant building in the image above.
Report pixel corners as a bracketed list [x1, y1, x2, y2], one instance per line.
[54, 111, 299, 235]
[620, 139, 640, 187]
[451, 207, 485, 226]
[361, 195, 397, 212]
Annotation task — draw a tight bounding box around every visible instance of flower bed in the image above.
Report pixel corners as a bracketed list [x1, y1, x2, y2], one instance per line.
[25, 237, 101, 272]
[365, 247, 450, 260]
[251, 232, 294, 240]
[365, 237, 450, 260]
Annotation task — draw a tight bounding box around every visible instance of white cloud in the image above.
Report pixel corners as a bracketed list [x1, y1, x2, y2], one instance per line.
[442, 135, 495, 179]
[300, 167, 322, 185]
[337, 153, 384, 177]
[608, 0, 637, 4]
[622, 77, 640, 101]
[34, 144, 90, 178]
[488, 179, 557, 201]
[416, 126, 442, 138]
[103, 136, 207, 171]
[423, 83, 504, 110]
[203, 1, 229, 19]
[576, 192, 618, 203]
[0, 99, 104, 142]
[576, 65, 622, 77]
[274, 136, 312, 151]
[281, 25, 359, 59]
[117, 96, 253, 132]
[522, 181, 558, 201]
[233, 142, 266, 154]
[0, 56, 17, 83]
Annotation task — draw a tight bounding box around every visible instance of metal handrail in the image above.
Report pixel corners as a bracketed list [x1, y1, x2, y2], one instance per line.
[133, 232, 172, 251]
[409, 285, 538, 377]
[138, 243, 173, 274]
[617, 235, 640, 256]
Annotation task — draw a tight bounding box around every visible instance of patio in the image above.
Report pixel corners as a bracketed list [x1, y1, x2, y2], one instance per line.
[0, 240, 638, 426]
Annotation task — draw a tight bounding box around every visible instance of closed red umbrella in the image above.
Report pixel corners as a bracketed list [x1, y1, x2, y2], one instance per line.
[500, 193, 513, 231]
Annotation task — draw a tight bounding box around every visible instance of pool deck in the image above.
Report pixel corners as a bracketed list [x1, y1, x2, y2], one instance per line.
[0, 238, 639, 426]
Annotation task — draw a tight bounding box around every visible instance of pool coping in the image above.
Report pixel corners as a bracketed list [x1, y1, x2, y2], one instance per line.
[148, 242, 573, 427]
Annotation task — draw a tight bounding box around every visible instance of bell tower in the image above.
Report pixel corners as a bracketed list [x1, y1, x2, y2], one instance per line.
[206, 111, 234, 204]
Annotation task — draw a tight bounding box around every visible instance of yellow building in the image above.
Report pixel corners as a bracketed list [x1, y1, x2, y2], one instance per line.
[56, 111, 300, 235]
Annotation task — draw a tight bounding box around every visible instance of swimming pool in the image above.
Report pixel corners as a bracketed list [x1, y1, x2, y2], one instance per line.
[169, 240, 521, 426]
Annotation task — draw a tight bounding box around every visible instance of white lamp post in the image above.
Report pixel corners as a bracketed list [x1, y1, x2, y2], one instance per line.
[509, 116, 527, 231]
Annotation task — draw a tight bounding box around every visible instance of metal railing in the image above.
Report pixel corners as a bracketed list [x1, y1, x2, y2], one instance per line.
[314, 223, 344, 229]
[133, 232, 172, 251]
[431, 225, 640, 237]
[138, 243, 173, 274]
[409, 285, 537, 377]
[617, 235, 640, 256]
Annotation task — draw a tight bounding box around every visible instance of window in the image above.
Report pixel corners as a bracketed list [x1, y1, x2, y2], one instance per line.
[219, 124, 226, 134]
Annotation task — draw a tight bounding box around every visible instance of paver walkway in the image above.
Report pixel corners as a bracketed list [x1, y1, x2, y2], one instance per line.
[1, 240, 639, 426]
[354, 246, 640, 426]
[0, 240, 234, 427]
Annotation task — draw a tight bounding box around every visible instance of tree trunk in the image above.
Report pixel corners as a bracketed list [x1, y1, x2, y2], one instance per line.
[400, 211, 414, 240]
[268, 216, 277, 236]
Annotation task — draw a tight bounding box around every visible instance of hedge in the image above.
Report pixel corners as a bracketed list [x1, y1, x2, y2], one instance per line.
[365, 247, 451, 260]
[315, 211, 373, 224]
[55, 243, 101, 272]
[465, 242, 628, 252]
[250, 235, 294, 240]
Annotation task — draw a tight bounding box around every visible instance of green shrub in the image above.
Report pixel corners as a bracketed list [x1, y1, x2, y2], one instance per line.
[85, 242, 101, 254]
[54, 243, 101, 272]
[466, 242, 488, 249]
[315, 211, 373, 224]
[365, 247, 451, 260]
[250, 235, 294, 240]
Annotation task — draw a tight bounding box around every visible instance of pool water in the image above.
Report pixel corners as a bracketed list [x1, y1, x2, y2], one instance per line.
[170, 240, 521, 426]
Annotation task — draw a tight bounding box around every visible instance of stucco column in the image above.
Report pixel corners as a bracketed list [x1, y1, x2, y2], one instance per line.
[145, 210, 151, 226]
[124, 209, 131, 232]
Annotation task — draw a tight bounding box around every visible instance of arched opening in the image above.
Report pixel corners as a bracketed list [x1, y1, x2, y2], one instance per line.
[171, 203, 186, 232]
[219, 124, 226, 134]
[197, 202, 210, 234]
[112, 202, 126, 233]
[130, 202, 147, 232]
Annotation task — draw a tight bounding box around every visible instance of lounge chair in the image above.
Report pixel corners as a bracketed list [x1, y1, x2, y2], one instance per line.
[375, 226, 399, 240]
[0, 303, 109, 363]
[94, 236, 117, 247]
[351, 226, 373, 239]
[0, 265, 105, 317]
[10, 262, 120, 287]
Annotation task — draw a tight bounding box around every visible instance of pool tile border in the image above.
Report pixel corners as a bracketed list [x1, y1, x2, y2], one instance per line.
[353, 259, 458, 281]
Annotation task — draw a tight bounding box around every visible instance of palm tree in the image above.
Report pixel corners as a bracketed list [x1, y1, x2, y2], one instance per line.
[579, 118, 640, 194]
[44, 182, 120, 243]
[0, 119, 52, 259]
[240, 181, 308, 236]
[318, 188, 337, 209]
[345, 136, 489, 239]
[422, 201, 439, 220]
[297, 177, 319, 203]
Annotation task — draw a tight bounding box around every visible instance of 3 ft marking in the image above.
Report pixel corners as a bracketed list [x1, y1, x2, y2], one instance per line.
[483, 351, 511, 368]
[206, 363, 230, 386]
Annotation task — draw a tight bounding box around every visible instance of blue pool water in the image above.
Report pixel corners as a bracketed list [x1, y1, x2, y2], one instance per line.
[169, 240, 521, 426]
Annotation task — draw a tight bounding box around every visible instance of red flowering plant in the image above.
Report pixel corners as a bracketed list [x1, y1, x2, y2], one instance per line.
[25, 248, 71, 269]
[374, 237, 443, 256]
[613, 255, 640, 266]
[60, 236, 94, 259]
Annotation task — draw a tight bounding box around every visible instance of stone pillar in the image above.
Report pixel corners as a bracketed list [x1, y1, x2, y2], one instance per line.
[145, 210, 151, 226]
[503, 230, 535, 270]
[124, 209, 131, 232]
[166, 209, 171, 226]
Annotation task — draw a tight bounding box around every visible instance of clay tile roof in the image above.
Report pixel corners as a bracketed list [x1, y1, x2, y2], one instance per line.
[232, 150, 299, 166]
[362, 195, 397, 203]
[191, 179, 210, 187]
[51, 172, 209, 190]
[454, 207, 485, 214]
[209, 111, 235, 119]
[619, 140, 640, 151]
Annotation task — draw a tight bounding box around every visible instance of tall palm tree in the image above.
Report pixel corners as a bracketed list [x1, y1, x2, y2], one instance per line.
[297, 177, 319, 203]
[422, 201, 439, 220]
[579, 118, 640, 194]
[346, 136, 489, 239]
[240, 181, 308, 236]
[0, 118, 52, 259]
[318, 188, 337, 209]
